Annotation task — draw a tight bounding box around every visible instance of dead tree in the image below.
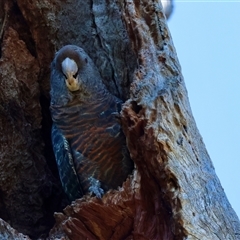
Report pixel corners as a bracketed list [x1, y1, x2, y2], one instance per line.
[0, 0, 239, 239]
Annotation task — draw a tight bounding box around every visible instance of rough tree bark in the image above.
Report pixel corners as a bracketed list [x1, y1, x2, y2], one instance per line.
[0, 0, 239, 239]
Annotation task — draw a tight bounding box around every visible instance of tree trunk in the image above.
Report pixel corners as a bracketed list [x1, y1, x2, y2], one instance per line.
[0, 0, 239, 239]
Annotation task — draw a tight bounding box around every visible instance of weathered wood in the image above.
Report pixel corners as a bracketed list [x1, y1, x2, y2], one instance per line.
[0, 218, 30, 240]
[121, 1, 240, 239]
[0, 1, 66, 238]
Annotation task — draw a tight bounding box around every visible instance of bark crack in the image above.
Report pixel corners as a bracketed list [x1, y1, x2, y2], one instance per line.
[90, 0, 121, 98]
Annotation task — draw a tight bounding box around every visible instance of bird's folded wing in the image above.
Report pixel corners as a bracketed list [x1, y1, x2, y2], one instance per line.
[51, 124, 83, 201]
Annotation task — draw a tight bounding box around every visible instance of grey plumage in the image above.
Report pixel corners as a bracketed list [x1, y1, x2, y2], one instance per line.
[50, 45, 133, 201]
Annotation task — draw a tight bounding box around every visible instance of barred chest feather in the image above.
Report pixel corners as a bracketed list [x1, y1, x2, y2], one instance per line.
[50, 93, 133, 196]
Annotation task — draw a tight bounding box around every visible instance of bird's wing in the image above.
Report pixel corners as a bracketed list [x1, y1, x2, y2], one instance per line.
[71, 148, 105, 198]
[51, 123, 83, 201]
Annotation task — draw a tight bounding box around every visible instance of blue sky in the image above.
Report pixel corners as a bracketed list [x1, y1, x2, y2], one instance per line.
[168, 2, 240, 218]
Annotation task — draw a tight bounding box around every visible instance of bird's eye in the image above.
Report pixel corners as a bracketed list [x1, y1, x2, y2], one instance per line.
[63, 73, 67, 79]
[73, 71, 78, 79]
[85, 58, 88, 64]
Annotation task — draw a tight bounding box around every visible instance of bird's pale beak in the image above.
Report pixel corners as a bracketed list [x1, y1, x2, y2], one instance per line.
[65, 73, 80, 92]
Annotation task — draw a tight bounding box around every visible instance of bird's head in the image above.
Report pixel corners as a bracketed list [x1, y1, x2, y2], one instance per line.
[61, 57, 80, 92]
[50, 45, 105, 106]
